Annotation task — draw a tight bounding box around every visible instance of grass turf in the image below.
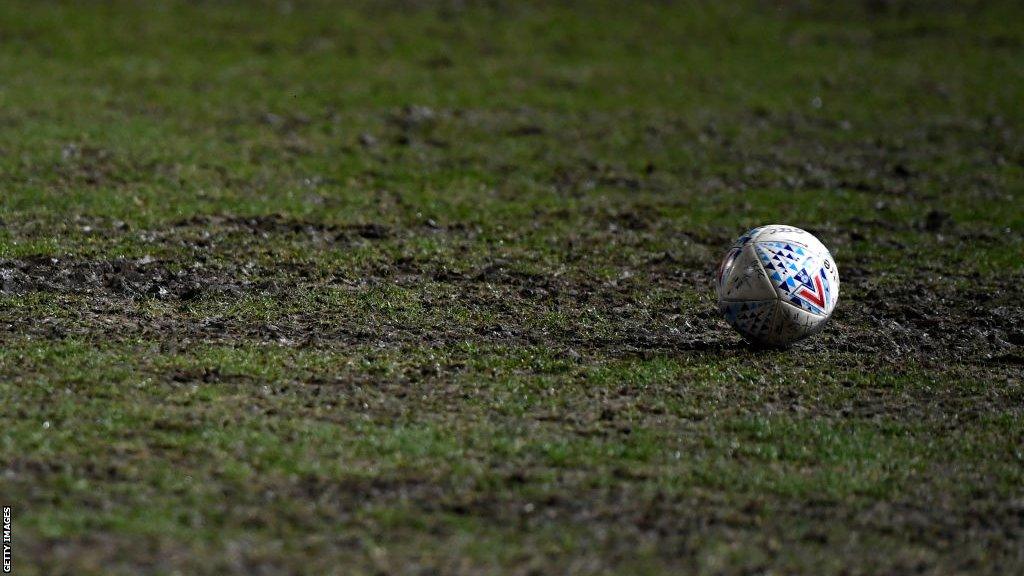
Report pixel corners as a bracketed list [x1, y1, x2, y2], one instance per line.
[0, 1, 1022, 574]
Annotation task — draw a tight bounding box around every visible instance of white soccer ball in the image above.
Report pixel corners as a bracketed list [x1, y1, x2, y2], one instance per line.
[716, 225, 839, 346]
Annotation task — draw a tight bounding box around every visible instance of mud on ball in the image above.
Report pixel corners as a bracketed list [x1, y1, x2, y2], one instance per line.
[716, 225, 840, 346]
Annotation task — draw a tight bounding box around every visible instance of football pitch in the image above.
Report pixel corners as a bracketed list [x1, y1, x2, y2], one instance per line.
[1, 1, 1022, 574]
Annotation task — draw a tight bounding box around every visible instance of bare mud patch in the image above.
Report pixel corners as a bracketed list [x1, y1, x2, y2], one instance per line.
[0, 256, 240, 300]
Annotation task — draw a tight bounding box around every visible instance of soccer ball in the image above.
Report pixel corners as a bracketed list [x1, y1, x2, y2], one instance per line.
[716, 225, 839, 346]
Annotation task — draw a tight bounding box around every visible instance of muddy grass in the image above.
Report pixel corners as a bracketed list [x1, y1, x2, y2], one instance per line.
[2, 206, 1022, 576]
[2, 214, 1021, 363]
[1, 1, 1022, 575]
